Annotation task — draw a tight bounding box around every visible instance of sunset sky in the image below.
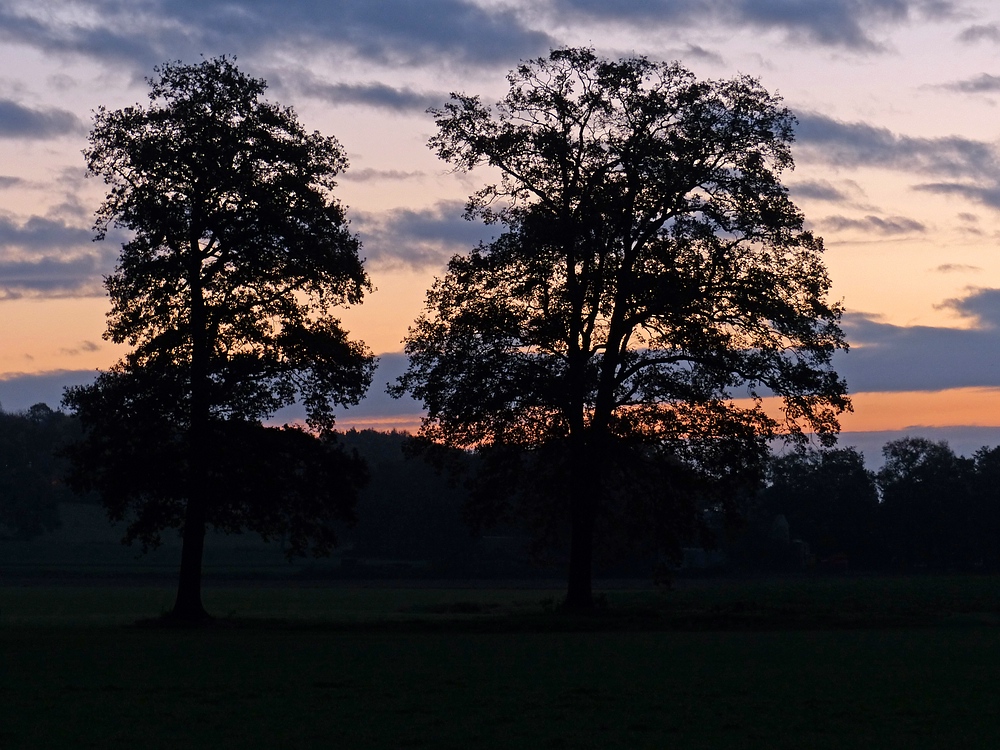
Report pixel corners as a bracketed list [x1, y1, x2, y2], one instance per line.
[2, 0, 1000, 462]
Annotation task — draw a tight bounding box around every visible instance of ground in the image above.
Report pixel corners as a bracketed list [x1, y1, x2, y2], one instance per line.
[2, 577, 999, 749]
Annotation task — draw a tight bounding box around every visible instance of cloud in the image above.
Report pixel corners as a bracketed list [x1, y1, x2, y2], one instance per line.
[0, 1, 553, 72]
[788, 179, 852, 202]
[0, 98, 83, 139]
[835, 288, 1000, 392]
[795, 112, 999, 179]
[355, 201, 500, 269]
[938, 287, 1000, 327]
[291, 77, 446, 113]
[59, 341, 101, 357]
[0, 369, 99, 412]
[958, 23, 1000, 43]
[912, 181, 1000, 209]
[0, 175, 24, 189]
[0, 254, 106, 299]
[935, 263, 982, 273]
[937, 73, 1000, 93]
[554, 0, 946, 51]
[342, 168, 426, 183]
[818, 214, 926, 234]
[0, 215, 92, 250]
[0, 214, 111, 298]
[666, 43, 724, 65]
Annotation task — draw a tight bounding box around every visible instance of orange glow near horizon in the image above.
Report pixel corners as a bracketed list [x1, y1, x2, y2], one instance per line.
[838, 388, 1000, 432]
[740, 387, 1000, 433]
[326, 388, 1000, 438]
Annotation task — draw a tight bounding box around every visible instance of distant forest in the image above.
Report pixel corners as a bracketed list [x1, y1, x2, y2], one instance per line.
[3, 404, 1000, 578]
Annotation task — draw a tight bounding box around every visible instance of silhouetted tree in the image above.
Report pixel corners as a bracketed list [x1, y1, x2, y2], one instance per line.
[63, 57, 374, 621]
[877, 438, 974, 570]
[759, 448, 878, 565]
[0, 404, 82, 538]
[971, 445, 1000, 569]
[393, 48, 850, 610]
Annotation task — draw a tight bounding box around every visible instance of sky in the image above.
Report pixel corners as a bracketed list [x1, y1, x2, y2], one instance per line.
[2, 0, 1000, 463]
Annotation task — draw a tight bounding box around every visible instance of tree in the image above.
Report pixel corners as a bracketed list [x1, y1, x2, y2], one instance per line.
[63, 57, 374, 621]
[0, 404, 83, 539]
[759, 448, 878, 565]
[877, 438, 974, 570]
[971, 446, 1000, 569]
[393, 48, 850, 610]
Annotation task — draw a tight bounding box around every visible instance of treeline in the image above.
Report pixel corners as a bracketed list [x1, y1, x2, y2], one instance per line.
[736, 439, 1000, 573]
[3, 404, 1000, 576]
[0, 404, 86, 538]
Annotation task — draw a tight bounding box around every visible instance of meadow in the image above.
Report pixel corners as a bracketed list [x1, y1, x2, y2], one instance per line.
[2, 577, 1000, 749]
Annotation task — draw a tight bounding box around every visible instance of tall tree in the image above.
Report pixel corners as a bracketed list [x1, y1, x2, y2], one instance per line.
[64, 57, 374, 621]
[393, 48, 850, 610]
[877, 438, 974, 570]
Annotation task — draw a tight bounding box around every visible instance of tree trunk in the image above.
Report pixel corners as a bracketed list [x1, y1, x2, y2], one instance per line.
[564, 435, 598, 612]
[565, 489, 596, 612]
[172, 493, 209, 622]
[171, 237, 211, 623]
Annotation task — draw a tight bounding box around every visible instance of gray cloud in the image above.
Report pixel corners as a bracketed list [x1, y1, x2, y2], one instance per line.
[935, 263, 982, 273]
[938, 287, 1000, 326]
[819, 214, 926, 234]
[795, 112, 999, 179]
[292, 78, 446, 113]
[835, 288, 1000, 392]
[912, 181, 1000, 209]
[555, 0, 946, 51]
[0, 215, 92, 250]
[666, 43, 725, 65]
[958, 23, 1000, 43]
[342, 168, 425, 183]
[938, 73, 1000, 93]
[355, 201, 500, 269]
[59, 340, 101, 357]
[0, 1, 552, 72]
[0, 370, 100, 412]
[0, 99, 83, 139]
[787, 179, 851, 202]
[0, 254, 106, 299]
[0, 175, 24, 189]
[0, 215, 112, 298]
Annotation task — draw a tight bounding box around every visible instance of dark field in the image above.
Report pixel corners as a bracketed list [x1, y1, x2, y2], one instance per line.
[3, 577, 1000, 748]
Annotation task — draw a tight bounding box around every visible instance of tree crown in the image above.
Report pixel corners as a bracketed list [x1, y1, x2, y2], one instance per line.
[399, 48, 849, 454]
[83, 56, 373, 430]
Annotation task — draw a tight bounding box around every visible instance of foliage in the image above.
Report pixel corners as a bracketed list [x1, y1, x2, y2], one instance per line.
[756, 447, 878, 563]
[337, 430, 478, 569]
[63, 396, 367, 558]
[63, 56, 373, 618]
[877, 437, 976, 569]
[76, 55, 374, 432]
[394, 47, 850, 605]
[0, 404, 84, 539]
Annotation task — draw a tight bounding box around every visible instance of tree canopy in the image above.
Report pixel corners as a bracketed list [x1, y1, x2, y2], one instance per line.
[393, 48, 850, 609]
[64, 57, 374, 621]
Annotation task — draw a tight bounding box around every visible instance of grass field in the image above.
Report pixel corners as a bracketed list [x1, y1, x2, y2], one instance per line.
[2, 577, 1000, 748]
